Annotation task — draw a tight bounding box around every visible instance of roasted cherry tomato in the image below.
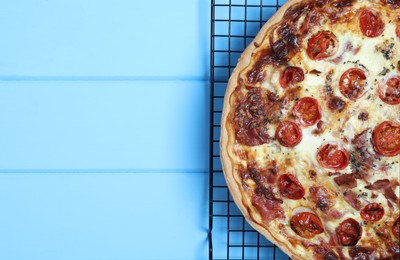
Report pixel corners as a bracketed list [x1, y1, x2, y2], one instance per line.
[278, 174, 305, 200]
[372, 121, 400, 157]
[275, 120, 302, 147]
[379, 76, 400, 105]
[307, 31, 338, 60]
[293, 97, 322, 127]
[290, 212, 324, 238]
[336, 218, 362, 246]
[279, 66, 304, 88]
[359, 9, 385, 38]
[360, 203, 384, 222]
[316, 143, 349, 170]
[339, 68, 367, 100]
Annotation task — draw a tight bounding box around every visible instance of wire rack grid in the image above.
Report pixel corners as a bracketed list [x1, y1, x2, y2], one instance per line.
[209, 0, 292, 259]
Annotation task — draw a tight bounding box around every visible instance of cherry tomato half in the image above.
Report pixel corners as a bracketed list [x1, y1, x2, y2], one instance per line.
[278, 174, 305, 200]
[379, 76, 400, 105]
[316, 143, 350, 170]
[336, 218, 362, 246]
[279, 66, 305, 88]
[293, 97, 322, 127]
[275, 120, 302, 147]
[290, 212, 324, 238]
[339, 68, 367, 100]
[359, 9, 385, 38]
[372, 121, 400, 157]
[307, 31, 338, 60]
[360, 203, 384, 222]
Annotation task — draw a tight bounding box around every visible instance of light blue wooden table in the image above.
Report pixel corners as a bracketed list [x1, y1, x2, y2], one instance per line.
[0, 1, 210, 259]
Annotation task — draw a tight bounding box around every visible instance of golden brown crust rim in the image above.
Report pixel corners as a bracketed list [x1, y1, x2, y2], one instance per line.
[219, 0, 304, 259]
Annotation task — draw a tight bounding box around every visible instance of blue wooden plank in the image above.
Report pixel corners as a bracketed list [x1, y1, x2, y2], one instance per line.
[0, 172, 208, 260]
[0, 0, 210, 80]
[0, 80, 208, 172]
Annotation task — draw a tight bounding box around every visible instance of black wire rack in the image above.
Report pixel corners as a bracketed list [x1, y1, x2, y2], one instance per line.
[209, 0, 291, 259]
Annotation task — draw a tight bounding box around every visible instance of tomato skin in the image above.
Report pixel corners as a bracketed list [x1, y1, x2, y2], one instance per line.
[279, 66, 304, 88]
[290, 212, 324, 238]
[336, 218, 362, 246]
[372, 121, 400, 157]
[316, 143, 350, 170]
[379, 76, 400, 105]
[307, 31, 338, 60]
[359, 9, 385, 38]
[360, 203, 384, 222]
[293, 97, 322, 127]
[275, 121, 302, 147]
[278, 174, 305, 200]
[339, 68, 367, 100]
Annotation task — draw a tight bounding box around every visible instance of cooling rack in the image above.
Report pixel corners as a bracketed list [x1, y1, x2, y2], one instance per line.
[209, 0, 291, 259]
